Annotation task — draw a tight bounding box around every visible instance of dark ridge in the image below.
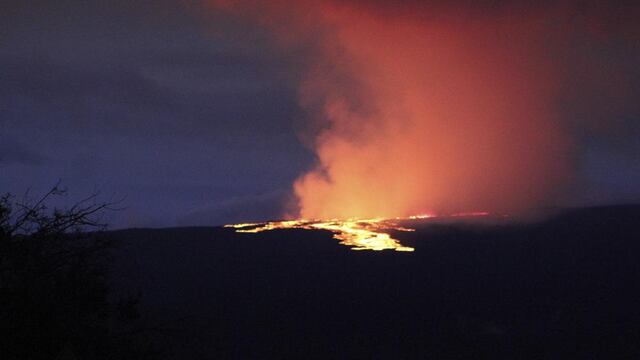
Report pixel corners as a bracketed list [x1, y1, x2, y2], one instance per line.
[104, 204, 640, 359]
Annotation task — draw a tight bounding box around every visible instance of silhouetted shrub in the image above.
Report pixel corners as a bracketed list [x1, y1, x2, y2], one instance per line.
[0, 185, 150, 359]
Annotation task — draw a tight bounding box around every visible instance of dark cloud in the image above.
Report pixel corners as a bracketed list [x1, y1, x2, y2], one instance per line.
[176, 189, 292, 226]
[0, 0, 311, 227]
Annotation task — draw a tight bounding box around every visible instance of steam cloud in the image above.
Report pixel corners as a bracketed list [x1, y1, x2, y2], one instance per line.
[207, 1, 639, 219]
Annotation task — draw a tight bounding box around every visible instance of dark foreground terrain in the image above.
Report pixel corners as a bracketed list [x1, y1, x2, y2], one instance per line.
[109, 205, 640, 359]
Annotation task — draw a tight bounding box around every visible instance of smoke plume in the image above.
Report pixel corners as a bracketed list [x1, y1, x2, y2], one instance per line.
[206, 0, 639, 219]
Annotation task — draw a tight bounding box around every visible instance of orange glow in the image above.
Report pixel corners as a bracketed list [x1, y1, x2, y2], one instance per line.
[206, 1, 577, 221]
[225, 212, 496, 251]
[408, 213, 437, 220]
[202, 1, 640, 224]
[449, 211, 490, 217]
[226, 217, 416, 251]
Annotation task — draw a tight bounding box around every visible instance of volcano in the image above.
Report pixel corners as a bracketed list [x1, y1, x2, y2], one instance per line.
[107, 204, 640, 359]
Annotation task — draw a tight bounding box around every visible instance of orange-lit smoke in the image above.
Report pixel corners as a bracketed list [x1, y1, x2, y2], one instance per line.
[206, 1, 637, 219]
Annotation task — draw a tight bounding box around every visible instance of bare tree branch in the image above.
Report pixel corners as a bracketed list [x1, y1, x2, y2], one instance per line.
[5, 182, 123, 237]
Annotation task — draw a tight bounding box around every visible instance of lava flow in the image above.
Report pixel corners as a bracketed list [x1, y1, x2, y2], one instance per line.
[225, 217, 420, 251]
[226, 213, 497, 252]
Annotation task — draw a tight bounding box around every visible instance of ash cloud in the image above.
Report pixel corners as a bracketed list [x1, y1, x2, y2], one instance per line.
[207, 0, 640, 219]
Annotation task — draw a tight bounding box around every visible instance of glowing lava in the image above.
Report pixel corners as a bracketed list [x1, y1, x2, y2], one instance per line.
[226, 212, 498, 252]
[225, 214, 443, 252]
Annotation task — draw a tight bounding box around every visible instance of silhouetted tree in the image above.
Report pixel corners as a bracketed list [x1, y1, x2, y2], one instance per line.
[0, 184, 149, 359]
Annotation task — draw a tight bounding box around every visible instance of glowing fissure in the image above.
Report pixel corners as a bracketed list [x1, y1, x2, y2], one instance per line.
[226, 212, 489, 252]
[226, 217, 416, 251]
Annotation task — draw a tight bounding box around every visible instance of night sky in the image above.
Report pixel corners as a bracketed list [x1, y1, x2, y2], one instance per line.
[1, 0, 639, 228]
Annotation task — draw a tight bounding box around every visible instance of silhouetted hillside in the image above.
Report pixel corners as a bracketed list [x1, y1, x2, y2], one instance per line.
[106, 205, 640, 359]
